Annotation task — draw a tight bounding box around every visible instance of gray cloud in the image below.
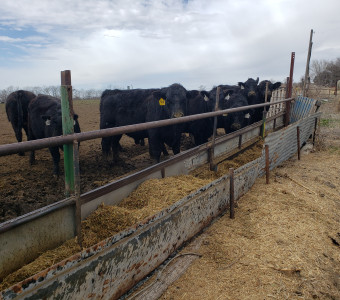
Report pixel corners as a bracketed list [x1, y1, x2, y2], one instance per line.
[0, 0, 340, 90]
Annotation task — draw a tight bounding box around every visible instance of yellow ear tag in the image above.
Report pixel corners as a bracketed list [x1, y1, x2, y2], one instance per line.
[159, 98, 165, 106]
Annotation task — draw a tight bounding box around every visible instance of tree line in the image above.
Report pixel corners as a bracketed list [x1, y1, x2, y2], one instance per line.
[311, 57, 340, 87]
[0, 86, 105, 103]
[1, 58, 339, 103]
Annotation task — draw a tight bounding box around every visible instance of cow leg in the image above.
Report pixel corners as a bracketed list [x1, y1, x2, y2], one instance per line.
[112, 135, 123, 162]
[101, 136, 112, 160]
[161, 143, 169, 156]
[172, 142, 181, 155]
[148, 130, 161, 163]
[13, 123, 25, 156]
[49, 147, 60, 176]
[29, 150, 35, 165]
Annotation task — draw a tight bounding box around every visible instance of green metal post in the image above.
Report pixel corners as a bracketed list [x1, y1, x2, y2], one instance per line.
[60, 70, 75, 197]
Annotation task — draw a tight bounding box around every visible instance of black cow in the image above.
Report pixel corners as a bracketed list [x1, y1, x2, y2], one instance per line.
[28, 95, 81, 175]
[237, 77, 260, 125]
[5, 90, 36, 155]
[249, 80, 282, 123]
[221, 90, 249, 133]
[100, 88, 158, 161]
[146, 83, 188, 162]
[238, 77, 259, 105]
[185, 90, 213, 145]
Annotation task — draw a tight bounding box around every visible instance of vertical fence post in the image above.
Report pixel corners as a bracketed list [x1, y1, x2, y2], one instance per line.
[297, 126, 301, 160]
[261, 82, 269, 138]
[73, 140, 82, 247]
[209, 86, 220, 171]
[265, 145, 270, 184]
[229, 168, 235, 219]
[312, 118, 318, 146]
[285, 53, 295, 127]
[60, 70, 75, 197]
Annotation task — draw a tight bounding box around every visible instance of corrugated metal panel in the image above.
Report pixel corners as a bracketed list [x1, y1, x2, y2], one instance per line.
[259, 112, 321, 176]
[290, 96, 317, 123]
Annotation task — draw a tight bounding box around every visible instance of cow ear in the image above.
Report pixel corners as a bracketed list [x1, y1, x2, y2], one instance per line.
[256, 77, 259, 84]
[153, 91, 166, 106]
[238, 82, 245, 89]
[224, 89, 234, 100]
[273, 82, 281, 90]
[200, 91, 210, 101]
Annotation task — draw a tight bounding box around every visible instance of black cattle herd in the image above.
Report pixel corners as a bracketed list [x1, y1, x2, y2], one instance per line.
[4, 78, 281, 175]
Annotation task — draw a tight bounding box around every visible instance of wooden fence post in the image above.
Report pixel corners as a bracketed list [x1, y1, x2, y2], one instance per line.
[60, 70, 75, 197]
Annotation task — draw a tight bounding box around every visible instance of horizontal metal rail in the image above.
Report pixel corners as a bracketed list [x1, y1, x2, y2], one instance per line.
[0, 111, 285, 234]
[0, 98, 293, 156]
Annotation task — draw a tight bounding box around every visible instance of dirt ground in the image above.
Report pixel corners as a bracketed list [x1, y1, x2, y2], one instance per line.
[127, 98, 340, 300]
[0, 100, 196, 223]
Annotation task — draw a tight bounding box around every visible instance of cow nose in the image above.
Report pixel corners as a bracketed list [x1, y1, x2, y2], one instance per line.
[173, 111, 184, 118]
[248, 91, 256, 97]
[231, 123, 241, 130]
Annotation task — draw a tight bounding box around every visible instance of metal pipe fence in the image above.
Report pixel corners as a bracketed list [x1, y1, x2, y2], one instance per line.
[0, 98, 293, 156]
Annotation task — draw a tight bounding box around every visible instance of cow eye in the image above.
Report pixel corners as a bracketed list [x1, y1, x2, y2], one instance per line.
[45, 120, 51, 126]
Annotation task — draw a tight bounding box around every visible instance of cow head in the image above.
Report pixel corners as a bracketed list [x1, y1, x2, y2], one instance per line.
[155, 84, 187, 119]
[42, 112, 80, 137]
[238, 77, 259, 103]
[257, 80, 282, 101]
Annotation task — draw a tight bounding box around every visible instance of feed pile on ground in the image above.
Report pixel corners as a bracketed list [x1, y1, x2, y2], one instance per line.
[0, 140, 264, 291]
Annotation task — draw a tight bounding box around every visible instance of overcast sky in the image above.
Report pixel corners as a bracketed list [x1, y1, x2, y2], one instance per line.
[0, 0, 339, 91]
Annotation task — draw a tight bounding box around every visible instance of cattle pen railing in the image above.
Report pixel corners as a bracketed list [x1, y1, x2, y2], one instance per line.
[0, 95, 322, 299]
[0, 98, 293, 156]
[0, 98, 292, 268]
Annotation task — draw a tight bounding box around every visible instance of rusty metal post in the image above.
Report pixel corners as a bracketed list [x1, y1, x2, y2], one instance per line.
[297, 126, 301, 160]
[238, 134, 242, 149]
[209, 86, 220, 171]
[73, 140, 82, 247]
[288, 52, 295, 98]
[265, 145, 270, 184]
[229, 168, 235, 219]
[312, 117, 318, 145]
